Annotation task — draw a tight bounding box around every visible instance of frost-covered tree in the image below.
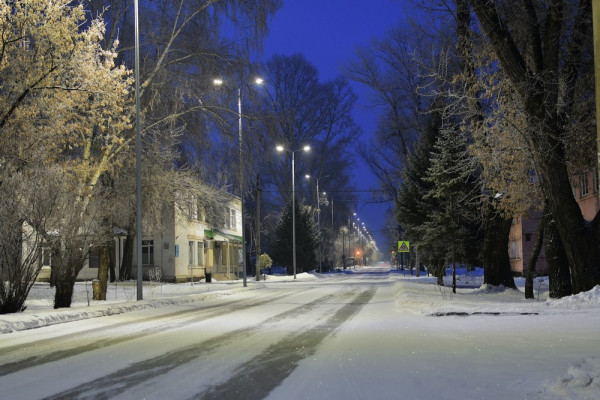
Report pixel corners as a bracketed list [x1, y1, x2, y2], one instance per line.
[0, 1, 133, 308]
[396, 102, 445, 285]
[421, 126, 484, 293]
[469, 0, 599, 293]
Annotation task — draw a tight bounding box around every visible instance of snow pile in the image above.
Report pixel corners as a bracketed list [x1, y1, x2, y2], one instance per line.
[546, 285, 600, 310]
[264, 272, 319, 282]
[544, 357, 600, 400]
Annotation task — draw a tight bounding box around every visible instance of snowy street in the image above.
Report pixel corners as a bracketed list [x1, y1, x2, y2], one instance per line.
[1, 266, 599, 400]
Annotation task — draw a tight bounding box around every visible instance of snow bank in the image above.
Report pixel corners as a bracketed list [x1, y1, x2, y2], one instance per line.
[0, 272, 320, 334]
[0, 285, 246, 334]
[546, 285, 600, 309]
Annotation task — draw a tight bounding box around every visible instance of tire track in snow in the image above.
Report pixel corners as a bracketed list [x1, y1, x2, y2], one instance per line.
[0, 289, 302, 376]
[196, 287, 377, 400]
[41, 288, 356, 400]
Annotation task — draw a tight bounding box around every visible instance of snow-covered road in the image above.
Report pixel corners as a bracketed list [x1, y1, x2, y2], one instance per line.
[1, 267, 599, 399]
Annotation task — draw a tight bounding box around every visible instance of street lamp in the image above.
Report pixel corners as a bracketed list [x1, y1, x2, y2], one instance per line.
[134, 0, 143, 300]
[214, 77, 264, 287]
[304, 174, 328, 273]
[277, 145, 310, 279]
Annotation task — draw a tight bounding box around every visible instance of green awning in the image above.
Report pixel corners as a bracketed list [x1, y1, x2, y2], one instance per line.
[204, 229, 214, 239]
[213, 229, 243, 243]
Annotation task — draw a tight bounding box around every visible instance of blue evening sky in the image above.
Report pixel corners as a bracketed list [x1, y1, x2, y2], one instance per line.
[260, 0, 409, 251]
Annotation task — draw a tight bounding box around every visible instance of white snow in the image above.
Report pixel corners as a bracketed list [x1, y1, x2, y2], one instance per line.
[1, 267, 599, 400]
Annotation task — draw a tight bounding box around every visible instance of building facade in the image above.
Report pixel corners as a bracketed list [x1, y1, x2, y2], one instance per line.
[37, 196, 243, 283]
[509, 170, 600, 276]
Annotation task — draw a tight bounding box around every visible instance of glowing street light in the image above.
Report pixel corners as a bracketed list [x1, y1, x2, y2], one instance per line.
[305, 174, 329, 273]
[277, 145, 310, 278]
[214, 77, 264, 287]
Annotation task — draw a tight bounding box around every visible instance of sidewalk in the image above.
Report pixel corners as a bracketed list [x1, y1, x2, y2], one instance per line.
[0, 280, 250, 334]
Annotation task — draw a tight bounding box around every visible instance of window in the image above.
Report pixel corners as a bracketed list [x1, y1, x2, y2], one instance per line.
[223, 207, 230, 229]
[88, 247, 99, 268]
[580, 173, 589, 197]
[230, 208, 237, 230]
[525, 233, 532, 242]
[594, 169, 599, 193]
[189, 241, 194, 265]
[197, 242, 204, 265]
[509, 240, 521, 259]
[199, 202, 206, 222]
[142, 240, 154, 265]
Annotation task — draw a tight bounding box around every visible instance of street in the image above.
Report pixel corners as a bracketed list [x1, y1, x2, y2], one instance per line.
[1, 267, 599, 400]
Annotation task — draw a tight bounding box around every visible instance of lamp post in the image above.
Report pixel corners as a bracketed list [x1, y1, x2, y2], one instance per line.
[277, 145, 310, 279]
[134, 0, 143, 300]
[331, 196, 334, 271]
[214, 77, 263, 287]
[304, 174, 328, 272]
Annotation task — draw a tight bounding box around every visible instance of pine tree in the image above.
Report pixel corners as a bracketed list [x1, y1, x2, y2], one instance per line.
[422, 126, 481, 292]
[396, 102, 446, 284]
[271, 202, 318, 274]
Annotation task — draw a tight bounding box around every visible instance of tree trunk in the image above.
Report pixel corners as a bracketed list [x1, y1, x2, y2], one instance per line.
[483, 211, 516, 288]
[95, 245, 110, 300]
[452, 257, 456, 294]
[109, 239, 116, 283]
[525, 208, 546, 299]
[120, 232, 134, 280]
[538, 157, 599, 294]
[54, 278, 75, 309]
[545, 215, 573, 298]
[432, 259, 445, 286]
[470, 0, 600, 294]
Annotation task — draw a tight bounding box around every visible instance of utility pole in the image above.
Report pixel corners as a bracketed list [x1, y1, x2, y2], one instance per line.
[256, 174, 261, 281]
[331, 196, 334, 273]
[594, 0, 600, 174]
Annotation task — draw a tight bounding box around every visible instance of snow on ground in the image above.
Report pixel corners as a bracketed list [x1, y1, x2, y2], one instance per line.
[1, 267, 599, 400]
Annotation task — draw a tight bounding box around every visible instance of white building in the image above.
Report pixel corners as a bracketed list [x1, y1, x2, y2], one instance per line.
[37, 195, 243, 283]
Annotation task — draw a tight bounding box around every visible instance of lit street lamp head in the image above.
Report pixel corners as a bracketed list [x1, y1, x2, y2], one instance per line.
[276, 145, 310, 153]
[213, 77, 263, 88]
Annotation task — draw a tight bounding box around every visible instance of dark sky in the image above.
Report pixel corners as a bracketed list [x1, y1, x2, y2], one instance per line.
[260, 0, 408, 252]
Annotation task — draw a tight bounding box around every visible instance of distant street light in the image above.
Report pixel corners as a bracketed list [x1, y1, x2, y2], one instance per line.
[277, 145, 310, 279]
[214, 77, 264, 287]
[305, 174, 329, 273]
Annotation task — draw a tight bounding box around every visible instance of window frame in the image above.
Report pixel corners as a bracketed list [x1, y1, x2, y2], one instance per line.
[142, 240, 155, 266]
[189, 241, 194, 266]
[580, 173, 589, 197]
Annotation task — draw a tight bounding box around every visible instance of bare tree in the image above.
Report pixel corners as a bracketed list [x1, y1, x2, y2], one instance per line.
[0, 167, 67, 313]
[259, 54, 360, 208]
[469, 0, 599, 293]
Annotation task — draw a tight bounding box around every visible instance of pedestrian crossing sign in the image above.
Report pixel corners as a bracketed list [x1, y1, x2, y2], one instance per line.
[398, 241, 410, 252]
